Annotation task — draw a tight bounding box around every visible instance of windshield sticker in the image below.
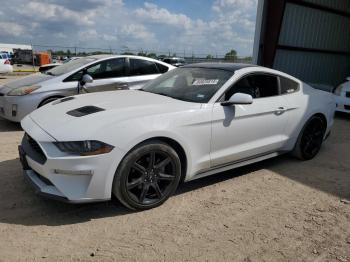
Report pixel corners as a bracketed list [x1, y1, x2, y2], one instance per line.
[192, 79, 219, 86]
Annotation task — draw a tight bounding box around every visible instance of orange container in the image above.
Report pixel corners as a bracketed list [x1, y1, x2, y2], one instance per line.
[35, 52, 51, 66]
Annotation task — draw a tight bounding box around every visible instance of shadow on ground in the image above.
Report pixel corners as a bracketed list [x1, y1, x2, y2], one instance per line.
[0, 119, 22, 132]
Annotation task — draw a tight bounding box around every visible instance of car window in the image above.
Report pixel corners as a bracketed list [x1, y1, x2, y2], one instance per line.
[156, 63, 169, 73]
[129, 59, 159, 76]
[65, 58, 126, 81]
[47, 57, 97, 76]
[224, 74, 279, 100]
[280, 76, 299, 94]
[142, 68, 233, 103]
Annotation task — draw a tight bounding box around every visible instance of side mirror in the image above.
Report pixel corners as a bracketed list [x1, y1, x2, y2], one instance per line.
[77, 74, 93, 94]
[346, 77, 350, 81]
[221, 93, 253, 106]
[80, 74, 93, 85]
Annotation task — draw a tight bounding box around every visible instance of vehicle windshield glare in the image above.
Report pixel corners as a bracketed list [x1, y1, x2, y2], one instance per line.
[142, 68, 233, 103]
[46, 57, 97, 76]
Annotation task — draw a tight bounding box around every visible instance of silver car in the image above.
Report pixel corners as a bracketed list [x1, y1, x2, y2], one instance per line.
[0, 55, 174, 122]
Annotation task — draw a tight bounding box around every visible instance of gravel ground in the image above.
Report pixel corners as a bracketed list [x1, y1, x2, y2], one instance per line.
[0, 75, 349, 262]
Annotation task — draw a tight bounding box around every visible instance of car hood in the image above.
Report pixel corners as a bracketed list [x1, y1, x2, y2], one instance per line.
[28, 90, 200, 141]
[1, 73, 53, 90]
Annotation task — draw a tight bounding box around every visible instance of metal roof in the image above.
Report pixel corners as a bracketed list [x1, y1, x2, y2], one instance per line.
[182, 63, 255, 72]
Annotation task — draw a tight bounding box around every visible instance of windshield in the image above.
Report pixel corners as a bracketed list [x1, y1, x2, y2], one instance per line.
[46, 57, 97, 76]
[142, 67, 233, 103]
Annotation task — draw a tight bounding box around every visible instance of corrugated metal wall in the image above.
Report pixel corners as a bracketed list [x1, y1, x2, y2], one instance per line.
[273, 1, 350, 86]
[303, 0, 350, 13]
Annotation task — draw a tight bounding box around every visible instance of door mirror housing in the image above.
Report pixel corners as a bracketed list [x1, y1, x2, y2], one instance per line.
[221, 93, 253, 106]
[77, 74, 93, 94]
[80, 74, 93, 85]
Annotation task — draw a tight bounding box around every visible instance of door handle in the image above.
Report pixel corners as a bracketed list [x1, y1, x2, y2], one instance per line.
[275, 107, 287, 115]
[115, 82, 129, 90]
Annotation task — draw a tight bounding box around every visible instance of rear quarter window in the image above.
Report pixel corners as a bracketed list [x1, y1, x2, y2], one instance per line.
[280, 77, 299, 94]
[156, 63, 169, 73]
[129, 59, 159, 76]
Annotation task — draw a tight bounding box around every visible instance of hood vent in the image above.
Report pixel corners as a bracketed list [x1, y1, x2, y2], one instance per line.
[67, 106, 105, 117]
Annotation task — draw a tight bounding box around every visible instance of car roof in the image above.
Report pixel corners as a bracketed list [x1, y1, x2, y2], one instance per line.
[182, 63, 256, 72]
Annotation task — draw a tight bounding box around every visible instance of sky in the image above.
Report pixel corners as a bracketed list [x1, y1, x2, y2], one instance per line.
[0, 0, 258, 57]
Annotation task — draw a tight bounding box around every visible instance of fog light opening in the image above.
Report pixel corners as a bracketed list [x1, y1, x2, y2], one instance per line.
[12, 104, 17, 117]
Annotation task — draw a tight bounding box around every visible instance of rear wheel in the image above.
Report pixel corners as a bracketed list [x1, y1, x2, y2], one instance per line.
[293, 116, 326, 160]
[113, 141, 181, 210]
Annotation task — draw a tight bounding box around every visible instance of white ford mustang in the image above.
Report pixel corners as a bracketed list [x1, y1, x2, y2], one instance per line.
[19, 63, 335, 210]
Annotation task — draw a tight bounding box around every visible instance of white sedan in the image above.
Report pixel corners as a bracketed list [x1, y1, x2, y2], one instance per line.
[0, 55, 13, 74]
[333, 77, 350, 113]
[19, 63, 335, 210]
[0, 55, 174, 122]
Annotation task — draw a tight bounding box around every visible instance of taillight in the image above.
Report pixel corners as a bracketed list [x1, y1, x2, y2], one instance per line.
[4, 60, 10, 65]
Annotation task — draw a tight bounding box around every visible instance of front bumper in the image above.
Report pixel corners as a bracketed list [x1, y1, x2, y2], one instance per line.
[0, 94, 39, 122]
[335, 96, 350, 113]
[20, 116, 124, 203]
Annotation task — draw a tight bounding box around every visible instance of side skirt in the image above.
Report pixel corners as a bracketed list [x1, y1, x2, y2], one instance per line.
[186, 152, 283, 182]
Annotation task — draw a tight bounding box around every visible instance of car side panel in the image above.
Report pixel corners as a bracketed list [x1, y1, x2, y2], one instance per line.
[280, 83, 335, 151]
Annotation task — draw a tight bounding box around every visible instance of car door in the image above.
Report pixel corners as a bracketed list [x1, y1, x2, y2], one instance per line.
[127, 58, 163, 90]
[210, 73, 289, 167]
[84, 58, 129, 92]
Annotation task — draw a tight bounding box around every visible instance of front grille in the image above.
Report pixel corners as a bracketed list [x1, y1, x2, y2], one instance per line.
[26, 134, 44, 156]
[23, 133, 47, 164]
[346, 92, 350, 98]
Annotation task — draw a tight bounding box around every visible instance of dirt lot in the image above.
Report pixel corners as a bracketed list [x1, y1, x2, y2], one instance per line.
[0, 75, 349, 262]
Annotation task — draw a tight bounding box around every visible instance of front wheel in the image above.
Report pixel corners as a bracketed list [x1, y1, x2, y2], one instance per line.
[292, 115, 326, 160]
[113, 141, 182, 210]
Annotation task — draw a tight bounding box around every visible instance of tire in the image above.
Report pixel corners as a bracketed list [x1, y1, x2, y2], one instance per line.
[38, 97, 62, 108]
[292, 115, 326, 160]
[113, 141, 182, 210]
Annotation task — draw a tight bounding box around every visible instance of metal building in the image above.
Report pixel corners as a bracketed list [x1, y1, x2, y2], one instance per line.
[253, 0, 350, 89]
[0, 43, 32, 55]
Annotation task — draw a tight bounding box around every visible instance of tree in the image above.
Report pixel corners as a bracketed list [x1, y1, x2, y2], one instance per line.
[224, 49, 237, 61]
[121, 52, 135, 55]
[206, 54, 214, 59]
[137, 51, 147, 57]
[147, 53, 157, 59]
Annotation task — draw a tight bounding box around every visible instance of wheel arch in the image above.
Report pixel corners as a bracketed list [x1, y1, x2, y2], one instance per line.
[313, 112, 328, 129]
[131, 137, 188, 183]
[38, 95, 65, 108]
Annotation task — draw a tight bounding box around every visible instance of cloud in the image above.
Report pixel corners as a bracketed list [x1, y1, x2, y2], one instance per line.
[134, 2, 193, 29]
[119, 24, 155, 42]
[0, 0, 257, 56]
[0, 22, 25, 37]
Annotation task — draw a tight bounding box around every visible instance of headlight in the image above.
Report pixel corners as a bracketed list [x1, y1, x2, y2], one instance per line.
[54, 141, 114, 156]
[7, 85, 41, 96]
[333, 85, 343, 96]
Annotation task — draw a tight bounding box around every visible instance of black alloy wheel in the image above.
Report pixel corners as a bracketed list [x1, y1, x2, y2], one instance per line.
[113, 141, 181, 210]
[293, 116, 326, 160]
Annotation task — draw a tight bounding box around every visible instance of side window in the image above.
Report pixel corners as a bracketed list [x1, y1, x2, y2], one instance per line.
[280, 77, 299, 94]
[156, 63, 169, 73]
[65, 58, 126, 81]
[224, 74, 279, 100]
[129, 59, 159, 76]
